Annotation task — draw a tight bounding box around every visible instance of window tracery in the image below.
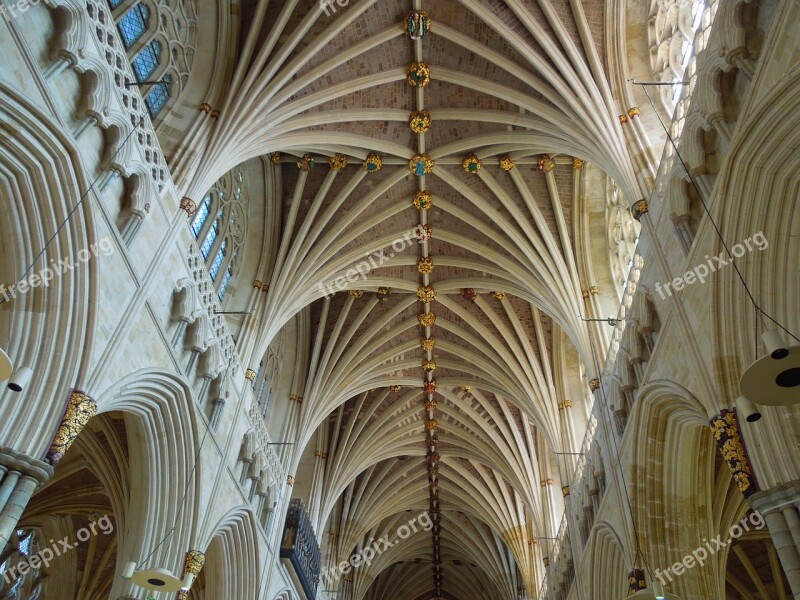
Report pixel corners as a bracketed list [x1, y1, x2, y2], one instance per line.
[605, 179, 640, 300]
[106, 0, 197, 118]
[191, 169, 247, 302]
[649, 0, 718, 118]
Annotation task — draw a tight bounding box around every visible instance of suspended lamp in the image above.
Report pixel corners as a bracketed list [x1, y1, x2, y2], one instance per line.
[740, 330, 800, 406]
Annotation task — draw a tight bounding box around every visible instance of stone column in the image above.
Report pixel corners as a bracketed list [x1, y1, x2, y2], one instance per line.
[0, 448, 54, 551]
[749, 483, 800, 600]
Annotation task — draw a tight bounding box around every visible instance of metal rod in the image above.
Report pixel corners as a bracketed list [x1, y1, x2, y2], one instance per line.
[629, 79, 689, 86]
[124, 78, 169, 88]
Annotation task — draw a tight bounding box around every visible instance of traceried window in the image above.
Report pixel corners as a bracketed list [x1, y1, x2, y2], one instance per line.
[191, 168, 247, 303]
[649, 0, 718, 116]
[106, 0, 198, 119]
[117, 3, 150, 48]
[606, 178, 640, 301]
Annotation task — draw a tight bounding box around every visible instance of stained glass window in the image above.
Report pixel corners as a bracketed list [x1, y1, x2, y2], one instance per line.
[145, 74, 171, 117]
[108, 0, 124, 7]
[133, 40, 161, 81]
[209, 239, 228, 281]
[192, 195, 212, 238]
[200, 212, 221, 259]
[218, 265, 233, 302]
[117, 3, 150, 49]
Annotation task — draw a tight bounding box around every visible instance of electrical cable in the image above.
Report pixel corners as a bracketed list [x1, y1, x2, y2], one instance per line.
[17, 116, 145, 282]
[635, 82, 800, 346]
[584, 321, 655, 580]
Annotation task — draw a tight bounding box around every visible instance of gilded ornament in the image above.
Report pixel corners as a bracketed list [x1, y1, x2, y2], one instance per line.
[422, 359, 436, 372]
[270, 152, 282, 165]
[287, 475, 295, 485]
[199, 103, 212, 113]
[537, 154, 555, 173]
[409, 153, 435, 176]
[179, 197, 196, 218]
[572, 157, 584, 169]
[328, 153, 348, 170]
[253, 280, 263, 289]
[421, 337, 435, 352]
[589, 378, 600, 391]
[462, 153, 482, 174]
[297, 154, 315, 171]
[364, 153, 383, 172]
[425, 398, 438, 411]
[499, 155, 515, 171]
[418, 312, 436, 327]
[407, 62, 431, 87]
[415, 224, 433, 242]
[417, 256, 434, 274]
[461, 288, 477, 301]
[389, 385, 401, 392]
[582, 289, 590, 299]
[404, 10, 431, 39]
[426, 452, 440, 464]
[631, 199, 649, 221]
[589, 286, 600, 295]
[417, 285, 436, 303]
[409, 110, 432, 134]
[619, 114, 629, 124]
[348, 289, 364, 298]
[562, 486, 570, 496]
[176, 591, 189, 600]
[376, 287, 391, 302]
[425, 419, 438, 431]
[628, 107, 641, 118]
[210, 109, 221, 119]
[423, 380, 437, 394]
[490, 291, 506, 301]
[459, 385, 472, 393]
[245, 369, 256, 382]
[412, 190, 433, 210]
[710, 409, 758, 496]
[183, 550, 205, 577]
[45, 391, 97, 465]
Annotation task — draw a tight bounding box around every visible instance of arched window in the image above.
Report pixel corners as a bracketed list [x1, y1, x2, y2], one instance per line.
[200, 214, 221, 260]
[107, 1, 173, 118]
[117, 4, 150, 49]
[191, 194, 212, 237]
[192, 168, 247, 302]
[209, 239, 228, 281]
[133, 40, 161, 81]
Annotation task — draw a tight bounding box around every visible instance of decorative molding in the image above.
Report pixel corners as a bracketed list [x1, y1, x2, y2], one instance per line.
[710, 409, 759, 497]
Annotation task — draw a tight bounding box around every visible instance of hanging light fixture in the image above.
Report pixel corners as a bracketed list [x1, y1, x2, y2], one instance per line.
[627, 580, 681, 599]
[740, 330, 800, 406]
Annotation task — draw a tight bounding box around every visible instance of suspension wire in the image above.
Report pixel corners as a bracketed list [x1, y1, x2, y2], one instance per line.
[138, 356, 228, 570]
[636, 82, 800, 345]
[584, 320, 654, 580]
[16, 116, 145, 282]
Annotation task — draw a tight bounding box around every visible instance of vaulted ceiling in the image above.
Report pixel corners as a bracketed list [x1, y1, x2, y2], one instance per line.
[176, 1, 650, 598]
